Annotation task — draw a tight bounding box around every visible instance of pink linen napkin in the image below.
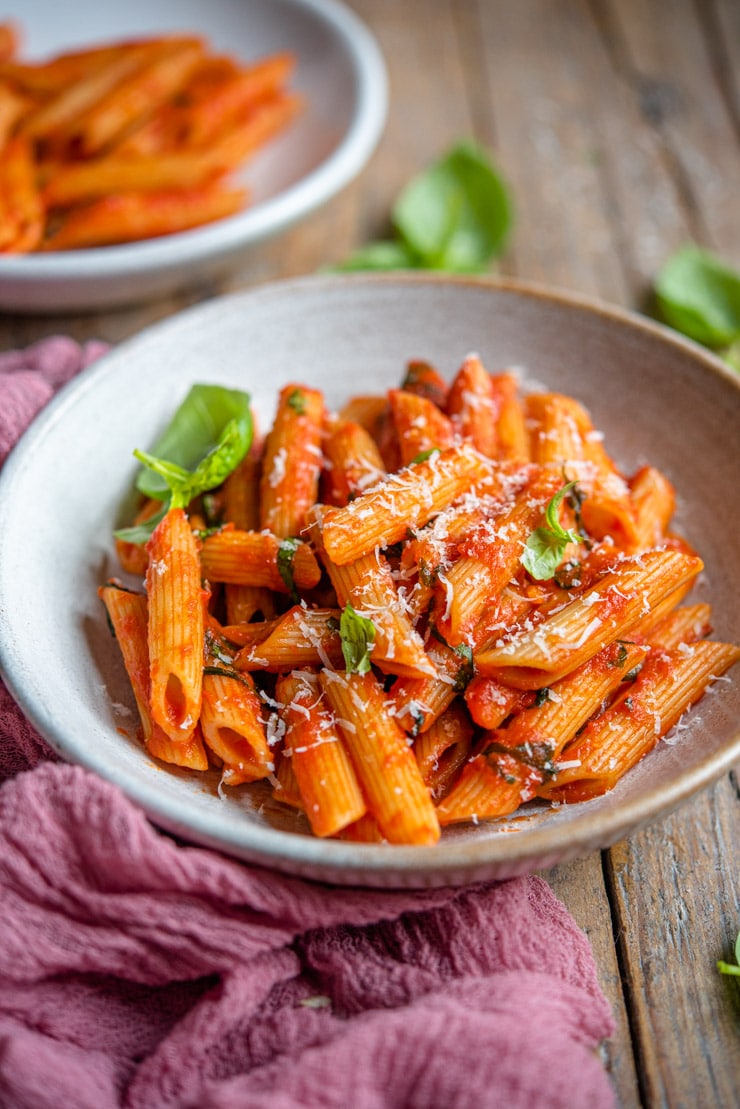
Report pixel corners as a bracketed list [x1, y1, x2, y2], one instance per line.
[0, 338, 616, 1109]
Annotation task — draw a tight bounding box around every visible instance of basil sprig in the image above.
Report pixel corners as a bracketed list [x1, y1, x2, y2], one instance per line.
[520, 483, 584, 581]
[655, 246, 740, 368]
[337, 140, 513, 274]
[339, 604, 376, 674]
[115, 384, 252, 544]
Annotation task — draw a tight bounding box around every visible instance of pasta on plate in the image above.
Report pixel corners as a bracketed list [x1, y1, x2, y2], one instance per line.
[100, 354, 740, 846]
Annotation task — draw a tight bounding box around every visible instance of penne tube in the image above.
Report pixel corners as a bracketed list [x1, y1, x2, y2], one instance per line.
[273, 751, 304, 809]
[99, 581, 208, 769]
[146, 507, 205, 743]
[400, 359, 449, 408]
[389, 590, 533, 735]
[224, 584, 277, 626]
[275, 670, 366, 837]
[260, 383, 324, 539]
[541, 640, 740, 801]
[311, 517, 435, 679]
[464, 676, 533, 729]
[0, 81, 30, 148]
[319, 669, 441, 845]
[433, 467, 563, 645]
[526, 392, 586, 466]
[222, 445, 262, 530]
[475, 548, 703, 685]
[0, 37, 182, 94]
[629, 465, 676, 550]
[0, 136, 44, 253]
[0, 22, 18, 63]
[199, 528, 321, 592]
[321, 417, 386, 506]
[235, 606, 344, 672]
[436, 750, 543, 825]
[20, 39, 179, 142]
[340, 812, 387, 843]
[486, 639, 648, 757]
[67, 41, 205, 155]
[445, 353, 499, 458]
[413, 701, 473, 801]
[41, 185, 247, 250]
[199, 667, 273, 786]
[388, 388, 455, 466]
[319, 443, 493, 565]
[489, 373, 530, 462]
[181, 52, 295, 145]
[643, 603, 712, 651]
[220, 444, 272, 623]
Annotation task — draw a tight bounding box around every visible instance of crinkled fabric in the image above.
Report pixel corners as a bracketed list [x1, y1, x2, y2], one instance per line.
[0, 338, 616, 1108]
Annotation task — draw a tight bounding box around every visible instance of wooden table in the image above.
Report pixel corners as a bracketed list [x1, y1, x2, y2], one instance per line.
[3, 2, 738, 1105]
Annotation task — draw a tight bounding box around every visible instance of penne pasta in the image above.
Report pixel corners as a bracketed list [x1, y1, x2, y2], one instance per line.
[100, 355, 739, 845]
[146, 507, 205, 743]
[275, 670, 366, 837]
[319, 669, 441, 844]
[319, 443, 492, 565]
[260, 383, 324, 539]
[99, 581, 208, 770]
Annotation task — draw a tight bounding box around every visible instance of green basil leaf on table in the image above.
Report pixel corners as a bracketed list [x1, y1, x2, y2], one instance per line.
[655, 245, 740, 351]
[336, 140, 513, 273]
[392, 140, 513, 270]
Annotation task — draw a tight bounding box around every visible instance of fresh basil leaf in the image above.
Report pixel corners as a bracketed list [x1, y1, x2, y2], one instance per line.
[392, 140, 513, 271]
[277, 538, 302, 604]
[333, 240, 420, 271]
[521, 483, 583, 581]
[136, 384, 252, 500]
[452, 642, 474, 692]
[655, 246, 740, 349]
[339, 603, 376, 674]
[113, 500, 168, 544]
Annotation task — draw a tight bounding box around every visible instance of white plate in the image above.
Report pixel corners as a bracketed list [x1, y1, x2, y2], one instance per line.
[1, 274, 739, 887]
[0, 0, 387, 312]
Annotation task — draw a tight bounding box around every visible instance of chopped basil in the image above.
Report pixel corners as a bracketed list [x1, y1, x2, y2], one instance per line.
[520, 482, 584, 581]
[534, 687, 551, 707]
[339, 604, 376, 674]
[609, 644, 629, 668]
[287, 389, 307, 415]
[277, 538, 302, 604]
[452, 643, 474, 693]
[410, 447, 441, 465]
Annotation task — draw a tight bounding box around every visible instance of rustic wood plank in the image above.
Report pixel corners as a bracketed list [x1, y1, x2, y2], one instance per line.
[604, 774, 740, 1108]
[601, 0, 740, 259]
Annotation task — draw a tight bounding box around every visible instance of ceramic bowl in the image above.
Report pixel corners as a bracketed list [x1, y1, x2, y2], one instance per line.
[0, 0, 387, 312]
[0, 273, 738, 887]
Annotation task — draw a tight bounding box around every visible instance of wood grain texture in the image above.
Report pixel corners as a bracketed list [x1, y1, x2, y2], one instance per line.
[1, 3, 738, 1104]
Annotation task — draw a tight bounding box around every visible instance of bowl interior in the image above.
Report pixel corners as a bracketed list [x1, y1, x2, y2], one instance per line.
[0, 275, 738, 886]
